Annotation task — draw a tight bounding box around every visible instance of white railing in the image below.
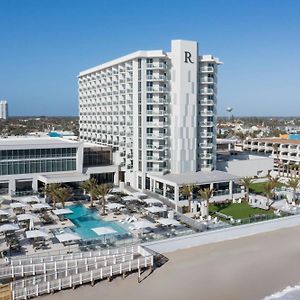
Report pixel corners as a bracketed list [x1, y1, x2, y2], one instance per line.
[8, 245, 138, 266]
[1, 253, 134, 279]
[12, 256, 154, 300]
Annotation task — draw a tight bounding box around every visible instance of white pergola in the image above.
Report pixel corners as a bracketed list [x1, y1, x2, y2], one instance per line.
[17, 213, 40, 222]
[55, 232, 81, 242]
[122, 195, 139, 202]
[20, 197, 41, 204]
[157, 218, 181, 227]
[106, 203, 125, 210]
[133, 220, 156, 230]
[26, 229, 48, 239]
[143, 198, 163, 206]
[10, 202, 27, 209]
[131, 192, 148, 199]
[0, 209, 10, 216]
[0, 223, 20, 232]
[144, 206, 167, 214]
[31, 203, 51, 210]
[92, 227, 117, 236]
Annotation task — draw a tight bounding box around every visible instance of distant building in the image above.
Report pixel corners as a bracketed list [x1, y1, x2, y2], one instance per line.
[0, 100, 8, 120]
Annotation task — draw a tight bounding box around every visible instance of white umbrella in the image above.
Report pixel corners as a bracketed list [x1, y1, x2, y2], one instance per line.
[20, 197, 41, 204]
[52, 208, 73, 215]
[144, 206, 167, 214]
[143, 198, 163, 205]
[131, 192, 148, 199]
[26, 229, 48, 239]
[55, 232, 81, 243]
[106, 203, 125, 210]
[92, 227, 117, 236]
[122, 195, 139, 202]
[133, 220, 156, 230]
[31, 203, 51, 210]
[17, 213, 40, 222]
[0, 223, 20, 232]
[0, 209, 10, 216]
[10, 202, 27, 209]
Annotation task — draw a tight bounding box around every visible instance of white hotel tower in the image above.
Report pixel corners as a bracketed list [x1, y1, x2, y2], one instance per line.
[79, 40, 222, 190]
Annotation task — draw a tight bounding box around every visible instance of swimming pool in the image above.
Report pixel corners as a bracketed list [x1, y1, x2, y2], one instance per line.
[65, 204, 128, 240]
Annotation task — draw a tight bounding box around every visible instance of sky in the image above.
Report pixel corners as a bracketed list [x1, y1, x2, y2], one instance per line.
[0, 0, 299, 117]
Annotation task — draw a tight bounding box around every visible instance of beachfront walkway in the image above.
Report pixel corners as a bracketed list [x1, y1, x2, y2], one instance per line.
[41, 225, 300, 300]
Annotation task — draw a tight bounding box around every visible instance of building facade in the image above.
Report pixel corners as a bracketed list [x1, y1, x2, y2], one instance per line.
[79, 39, 222, 190]
[243, 138, 300, 176]
[0, 137, 119, 196]
[0, 100, 8, 120]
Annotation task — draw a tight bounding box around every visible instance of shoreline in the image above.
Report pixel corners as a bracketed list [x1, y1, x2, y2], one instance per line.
[40, 225, 300, 300]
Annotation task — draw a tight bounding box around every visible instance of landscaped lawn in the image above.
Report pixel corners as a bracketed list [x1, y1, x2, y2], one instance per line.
[210, 202, 274, 219]
[249, 181, 285, 195]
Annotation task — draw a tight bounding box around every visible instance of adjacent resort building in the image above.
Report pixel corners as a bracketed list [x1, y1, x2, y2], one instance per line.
[243, 137, 300, 176]
[79, 39, 244, 209]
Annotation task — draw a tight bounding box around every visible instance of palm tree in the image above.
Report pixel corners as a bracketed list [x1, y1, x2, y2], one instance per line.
[180, 184, 196, 212]
[56, 187, 72, 208]
[268, 175, 281, 198]
[286, 177, 300, 204]
[96, 184, 111, 215]
[263, 181, 273, 207]
[239, 177, 253, 202]
[81, 178, 98, 207]
[198, 188, 214, 216]
[42, 183, 61, 208]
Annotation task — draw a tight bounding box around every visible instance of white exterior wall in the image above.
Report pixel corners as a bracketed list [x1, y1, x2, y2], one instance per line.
[169, 40, 198, 173]
[0, 100, 8, 120]
[217, 156, 274, 177]
[79, 40, 221, 189]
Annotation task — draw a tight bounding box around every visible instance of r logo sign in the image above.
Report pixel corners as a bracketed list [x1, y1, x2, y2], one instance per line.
[184, 51, 194, 64]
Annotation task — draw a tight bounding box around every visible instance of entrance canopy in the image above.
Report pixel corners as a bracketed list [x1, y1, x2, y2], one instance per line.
[38, 172, 89, 185]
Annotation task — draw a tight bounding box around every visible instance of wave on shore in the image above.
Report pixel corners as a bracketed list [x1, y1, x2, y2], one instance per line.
[263, 285, 300, 299]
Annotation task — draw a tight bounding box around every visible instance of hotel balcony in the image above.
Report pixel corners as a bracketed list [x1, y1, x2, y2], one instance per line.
[146, 122, 167, 127]
[200, 66, 214, 73]
[147, 133, 165, 139]
[146, 63, 168, 70]
[146, 145, 166, 151]
[200, 88, 214, 95]
[200, 121, 214, 127]
[200, 99, 214, 106]
[200, 153, 213, 159]
[200, 132, 213, 138]
[200, 110, 214, 117]
[201, 77, 214, 84]
[200, 143, 214, 149]
[146, 110, 167, 116]
[146, 75, 168, 81]
[146, 156, 167, 162]
[147, 97, 168, 104]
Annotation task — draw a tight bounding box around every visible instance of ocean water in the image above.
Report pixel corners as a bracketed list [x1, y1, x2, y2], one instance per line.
[263, 285, 300, 299]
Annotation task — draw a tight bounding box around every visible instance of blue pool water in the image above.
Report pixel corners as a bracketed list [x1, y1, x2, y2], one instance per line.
[65, 204, 128, 240]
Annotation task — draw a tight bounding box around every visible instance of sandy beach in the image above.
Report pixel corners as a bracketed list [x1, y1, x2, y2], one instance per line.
[41, 226, 300, 300]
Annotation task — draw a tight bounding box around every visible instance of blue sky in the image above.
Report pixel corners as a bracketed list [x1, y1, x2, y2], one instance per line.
[0, 0, 299, 116]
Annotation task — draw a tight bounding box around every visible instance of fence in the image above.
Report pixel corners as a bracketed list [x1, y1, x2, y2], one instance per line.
[12, 256, 154, 300]
[0, 253, 135, 280]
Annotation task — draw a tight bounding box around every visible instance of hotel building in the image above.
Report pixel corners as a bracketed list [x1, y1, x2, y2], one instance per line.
[79, 40, 245, 209]
[0, 100, 8, 120]
[243, 138, 300, 176]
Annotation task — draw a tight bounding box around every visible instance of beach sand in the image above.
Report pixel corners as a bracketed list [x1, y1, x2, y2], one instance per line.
[41, 225, 300, 300]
